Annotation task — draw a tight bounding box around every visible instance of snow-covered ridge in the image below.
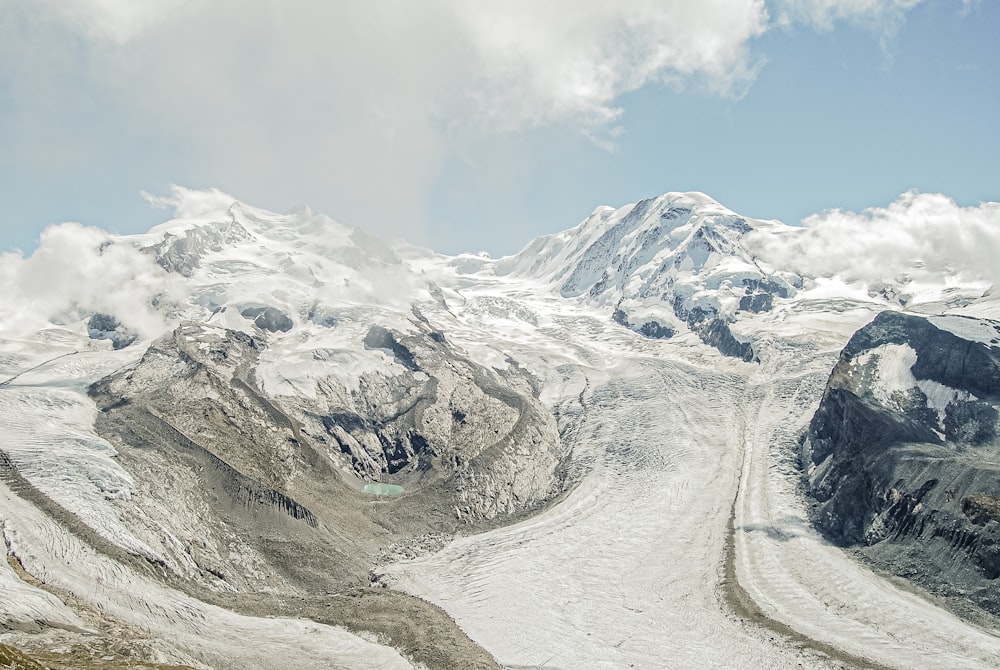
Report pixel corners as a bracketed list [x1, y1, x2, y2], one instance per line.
[2, 187, 996, 357]
[447, 190, 998, 362]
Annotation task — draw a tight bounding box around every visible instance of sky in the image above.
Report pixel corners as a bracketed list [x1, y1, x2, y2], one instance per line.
[0, 0, 997, 257]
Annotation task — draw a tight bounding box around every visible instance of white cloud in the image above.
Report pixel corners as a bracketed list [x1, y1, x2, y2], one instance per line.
[142, 186, 238, 220]
[0, 0, 938, 248]
[746, 192, 1000, 289]
[24, 0, 772, 133]
[0, 223, 182, 340]
[450, 1, 769, 134]
[0, 1, 774, 243]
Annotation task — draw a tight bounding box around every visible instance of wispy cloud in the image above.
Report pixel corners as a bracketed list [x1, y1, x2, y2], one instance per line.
[773, 0, 924, 30]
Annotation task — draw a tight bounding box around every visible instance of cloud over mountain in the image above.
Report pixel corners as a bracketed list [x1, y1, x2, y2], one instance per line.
[746, 191, 1000, 288]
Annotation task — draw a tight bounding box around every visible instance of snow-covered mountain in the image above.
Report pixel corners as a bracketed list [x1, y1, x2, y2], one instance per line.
[3, 187, 1000, 669]
[449, 192, 794, 360]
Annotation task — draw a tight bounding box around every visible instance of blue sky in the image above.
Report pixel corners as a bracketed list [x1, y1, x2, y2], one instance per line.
[1, 1, 996, 256]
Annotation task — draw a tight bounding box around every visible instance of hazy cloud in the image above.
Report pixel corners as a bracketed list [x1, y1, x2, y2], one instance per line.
[774, 0, 924, 29]
[1, 1, 772, 243]
[747, 191, 1000, 289]
[0, 1, 938, 245]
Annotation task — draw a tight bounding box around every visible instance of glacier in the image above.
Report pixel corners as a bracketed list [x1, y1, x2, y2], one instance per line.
[1, 188, 1000, 668]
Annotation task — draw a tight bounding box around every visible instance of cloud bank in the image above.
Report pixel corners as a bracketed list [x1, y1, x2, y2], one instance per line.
[747, 191, 1000, 290]
[2, 187, 996, 347]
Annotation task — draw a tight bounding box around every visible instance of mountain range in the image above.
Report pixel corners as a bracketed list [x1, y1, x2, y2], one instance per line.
[2, 188, 1000, 669]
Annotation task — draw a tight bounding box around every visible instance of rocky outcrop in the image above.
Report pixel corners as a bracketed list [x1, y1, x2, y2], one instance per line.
[302, 319, 564, 521]
[238, 305, 294, 332]
[491, 192, 800, 361]
[804, 311, 1000, 616]
[146, 214, 251, 277]
[88, 317, 565, 595]
[87, 313, 137, 349]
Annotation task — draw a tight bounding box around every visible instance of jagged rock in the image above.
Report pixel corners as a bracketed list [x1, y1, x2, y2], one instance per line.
[739, 292, 772, 313]
[239, 306, 294, 332]
[804, 311, 1000, 615]
[147, 215, 251, 277]
[309, 321, 564, 520]
[87, 315, 565, 596]
[963, 495, 1000, 526]
[695, 318, 755, 362]
[87, 313, 137, 349]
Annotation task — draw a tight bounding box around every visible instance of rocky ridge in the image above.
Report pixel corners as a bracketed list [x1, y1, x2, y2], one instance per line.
[805, 311, 1000, 619]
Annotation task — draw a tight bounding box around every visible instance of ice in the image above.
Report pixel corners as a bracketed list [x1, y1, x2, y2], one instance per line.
[383, 278, 1000, 670]
[929, 314, 1000, 347]
[0, 534, 88, 634]
[0, 482, 415, 670]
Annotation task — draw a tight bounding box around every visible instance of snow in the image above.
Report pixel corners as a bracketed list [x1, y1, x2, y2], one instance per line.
[0, 540, 88, 634]
[929, 314, 1000, 347]
[0, 344, 163, 560]
[848, 343, 974, 429]
[381, 280, 1000, 669]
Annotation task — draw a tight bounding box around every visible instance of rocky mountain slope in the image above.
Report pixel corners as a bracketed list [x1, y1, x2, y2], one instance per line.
[805, 311, 1000, 618]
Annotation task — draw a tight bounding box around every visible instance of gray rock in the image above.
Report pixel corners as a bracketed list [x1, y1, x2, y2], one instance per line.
[87, 313, 137, 349]
[239, 306, 294, 332]
[804, 311, 1000, 620]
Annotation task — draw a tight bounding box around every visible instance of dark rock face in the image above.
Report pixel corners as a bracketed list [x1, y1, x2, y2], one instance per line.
[804, 311, 1000, 618]
[694, 318, 755, 362]
[363, 325, 419, 371]
[739, 292, 772, 313]
[672, 301, 755, 362]
[239, 306, 294, 332]
[87, 313, 137, 349]
[963, 495, 1000, 526]
[638, 321, 674, 339]
[738, 278, 790, 314]
[611, 308, 674, 340]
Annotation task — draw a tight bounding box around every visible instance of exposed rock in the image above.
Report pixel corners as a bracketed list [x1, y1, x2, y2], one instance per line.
[87, 313, 137, 349]
[611, 308, 674, 340]
[147, 215, 251, 277]
[238, 305, 294, 332]
[739, 292, 772, 313]
[639, 320, 675, 339]
[88, 317, 565, 600]
[963, 495, 1000, 526]
[804, 311, 1000, 616]
[695, 318, 755, 362]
